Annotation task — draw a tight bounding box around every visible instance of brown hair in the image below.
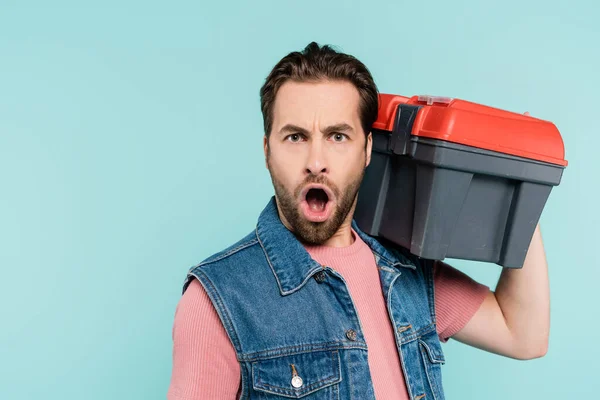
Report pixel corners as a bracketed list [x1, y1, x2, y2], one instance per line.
[259, 41, 379, 138]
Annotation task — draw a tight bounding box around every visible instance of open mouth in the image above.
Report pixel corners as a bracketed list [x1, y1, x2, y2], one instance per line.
[306, 188, 329, 212]
[300, 185, 334, 222]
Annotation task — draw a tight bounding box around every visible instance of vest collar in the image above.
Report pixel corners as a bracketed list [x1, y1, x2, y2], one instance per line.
[255, 197, 415, 296]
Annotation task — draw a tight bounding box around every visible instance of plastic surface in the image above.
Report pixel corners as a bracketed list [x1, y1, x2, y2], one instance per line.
[355, 94, 567, 268]
[355, 135, 565, 268]
[417, 95, 453, 105]
[373, 93, 568, 166]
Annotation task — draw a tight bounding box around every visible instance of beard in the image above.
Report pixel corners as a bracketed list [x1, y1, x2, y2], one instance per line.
[267, 164, 365, 245]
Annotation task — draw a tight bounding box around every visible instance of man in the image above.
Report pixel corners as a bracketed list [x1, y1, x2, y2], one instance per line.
[168, 42, 549, 400]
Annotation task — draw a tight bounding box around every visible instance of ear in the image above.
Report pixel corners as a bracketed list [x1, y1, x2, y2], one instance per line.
[263, 135, 269, 169]
[365, 131, 373, 168]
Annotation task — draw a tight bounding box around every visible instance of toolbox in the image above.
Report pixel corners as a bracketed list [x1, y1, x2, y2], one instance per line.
[354, 94, 567, 268]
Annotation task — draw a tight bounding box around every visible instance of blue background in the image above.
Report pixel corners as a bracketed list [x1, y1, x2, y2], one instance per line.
[1, 1, 597, 399]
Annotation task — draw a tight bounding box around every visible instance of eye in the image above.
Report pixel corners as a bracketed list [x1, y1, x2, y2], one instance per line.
[330, 133, 348, 142]
[286, 133, 305, 143]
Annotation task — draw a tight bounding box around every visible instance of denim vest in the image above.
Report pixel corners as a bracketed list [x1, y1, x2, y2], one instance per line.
[183, 197, 446, 400]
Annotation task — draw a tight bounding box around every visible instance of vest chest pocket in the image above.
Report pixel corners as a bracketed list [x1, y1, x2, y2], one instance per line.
[251, 350, 342, 399]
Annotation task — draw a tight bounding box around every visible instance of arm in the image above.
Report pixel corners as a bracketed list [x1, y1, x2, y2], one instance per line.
[168, 279, 241, 400]
[452, 224, 550, 360]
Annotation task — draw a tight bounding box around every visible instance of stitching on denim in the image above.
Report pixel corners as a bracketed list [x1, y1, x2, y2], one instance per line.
[356, 230, 415, 269]
[255, 228, 323, 296]
[255, 370, 336, 393]
[399, 323, 436, 345]
[191, 238, 259, 270]
[426, 259, 437, 324]
[392, 260, 418, 270]
[387, 272, 415, 400]
[327, 269, 367, 345]
[400, 325, 435, 344]
[240, 341, 367, 362]
[252, 351, 341, 396]
[371, 249, 393, 265]
[378, 266, 398, 274]
[372, 248, 416, 269]
[254, 383, 335, 398]
[418, 338, 445, 364]
[380, 245, 418, 270]
[280, 265, 324, 296]
[188, 271, 242, 352]
[419, 341, 440, 400]
[347, 347, 354, 400]
[333, 350, 342, 400]
[255, 227, 286, 295]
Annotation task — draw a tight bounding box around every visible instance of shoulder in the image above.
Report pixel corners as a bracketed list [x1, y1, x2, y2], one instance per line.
[194, 230, 260, 268]
[374, 234, 433, 274]
[174, 279, 222, 335]
[170, 278, 241, 398]
[173, 279, 233, 351]
[182, 230, 262, 294]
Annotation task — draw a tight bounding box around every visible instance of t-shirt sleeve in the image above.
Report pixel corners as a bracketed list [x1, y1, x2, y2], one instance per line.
[167, 278, 241, 400]
[433, 260, 490, 343]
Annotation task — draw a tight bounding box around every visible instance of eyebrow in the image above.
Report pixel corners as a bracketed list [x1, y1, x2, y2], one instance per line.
[278, 123, 355, 136]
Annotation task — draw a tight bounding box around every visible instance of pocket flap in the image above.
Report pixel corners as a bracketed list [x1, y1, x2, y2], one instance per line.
[252, 350, 342, 398]
[419, 332, 446, 364]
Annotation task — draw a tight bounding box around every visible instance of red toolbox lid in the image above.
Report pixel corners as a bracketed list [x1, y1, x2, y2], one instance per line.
[373, 93, 568, 166]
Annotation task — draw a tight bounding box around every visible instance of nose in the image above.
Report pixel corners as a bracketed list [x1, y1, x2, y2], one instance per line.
[305, 139, 328, 175]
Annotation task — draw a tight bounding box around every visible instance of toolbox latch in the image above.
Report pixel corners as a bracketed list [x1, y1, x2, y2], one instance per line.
[390, 104, 421, 155]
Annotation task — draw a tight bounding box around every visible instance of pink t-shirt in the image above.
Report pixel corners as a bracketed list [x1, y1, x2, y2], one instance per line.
[168, 230, 489, 400]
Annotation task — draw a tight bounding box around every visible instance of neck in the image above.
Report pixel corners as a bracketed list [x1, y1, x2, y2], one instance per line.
[320, 220, 355, 247]
[325, 196, 359, 247]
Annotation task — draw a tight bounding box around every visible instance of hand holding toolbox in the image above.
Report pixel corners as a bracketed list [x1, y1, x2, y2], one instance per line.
[354, 94, 568, 268]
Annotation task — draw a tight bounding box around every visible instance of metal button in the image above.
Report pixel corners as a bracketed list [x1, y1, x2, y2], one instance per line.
[314, 271, 326, 283]
[291, 375, 303, 388]
[290, 364, 303, 388]
[345, 329, 358, 341]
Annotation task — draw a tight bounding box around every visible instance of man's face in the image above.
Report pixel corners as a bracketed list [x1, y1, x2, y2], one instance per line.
[264, 80, 372, 245]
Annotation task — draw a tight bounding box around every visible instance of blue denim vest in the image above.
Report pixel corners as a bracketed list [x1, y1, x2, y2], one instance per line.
[183, 197, 446, 399]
